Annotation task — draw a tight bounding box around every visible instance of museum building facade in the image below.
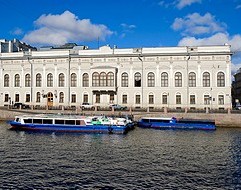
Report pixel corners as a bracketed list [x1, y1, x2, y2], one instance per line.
[0, 42, 232, 110]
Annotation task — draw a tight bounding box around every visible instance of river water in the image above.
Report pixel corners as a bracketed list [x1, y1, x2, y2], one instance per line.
[1, 121, 241, 190]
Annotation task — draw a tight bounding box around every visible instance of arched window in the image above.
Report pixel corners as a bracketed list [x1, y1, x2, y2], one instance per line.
[36, 92, 41, 102]
[82, 73, 89, 87]
[59, 73, 65, 87]
[4, 74, 9, 87]
[71, 73, 77, 87]
[161, 72, 168, 87]
[134, 72, 141, 87]
[25, 74, 31, 87]
[100, 72, 106, 86]
[121, 73, 128, 87]
[189, 72, 196, 87]
[203, 72, 210, 87]
[59, 92, 64, 103]
[47, 73, 53, 87]
[107, 72, 114, 86]
[175, 72, 182, 87]
[36, 73, 42, 87]
[147, 72, 155, 87]
[14, 74, 20, 87]
[92, 72, 99, 87]
[217, 72, 225, 87]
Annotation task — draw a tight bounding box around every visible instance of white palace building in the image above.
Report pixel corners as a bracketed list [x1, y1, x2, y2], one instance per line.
[0, 39, 232, 111]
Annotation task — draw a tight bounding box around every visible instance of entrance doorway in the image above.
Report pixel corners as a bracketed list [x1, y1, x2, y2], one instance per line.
[47, 92, 53, 107]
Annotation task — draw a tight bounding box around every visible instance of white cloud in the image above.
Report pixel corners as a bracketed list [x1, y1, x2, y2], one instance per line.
[172, 12, 226, 36]
[176, 0, 202, 9]
[177, 32, 241, 51]
[10, 28, 23, 35]
[120, 23, 136, 38]
[236, 4, 241, 9]
[22, 11, 113, 46]
[158, 0, 201, 9]
[232, 62, 241, 74]
[121, 23, 136, 31]
[177, 33, 241, 74]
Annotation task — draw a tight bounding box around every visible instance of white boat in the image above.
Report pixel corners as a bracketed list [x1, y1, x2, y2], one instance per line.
[9, 114, 135, 134]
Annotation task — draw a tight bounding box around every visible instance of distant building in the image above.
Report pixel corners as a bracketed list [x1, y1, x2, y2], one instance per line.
[232, 68, 241, 106]
[0, 39, 232, 110]
[0, 39, 36, 53]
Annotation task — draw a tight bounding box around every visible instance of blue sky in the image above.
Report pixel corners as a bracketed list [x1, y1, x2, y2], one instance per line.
[1, 0, 241, 72]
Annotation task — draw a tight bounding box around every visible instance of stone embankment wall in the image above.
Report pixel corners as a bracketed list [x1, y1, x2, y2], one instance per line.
[1, 109, 240, 128]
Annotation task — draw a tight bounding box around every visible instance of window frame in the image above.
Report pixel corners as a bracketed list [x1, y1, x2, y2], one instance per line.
[175, 72, 182, 87]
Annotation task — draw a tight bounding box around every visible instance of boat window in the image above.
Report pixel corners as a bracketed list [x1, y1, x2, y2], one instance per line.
[16, 118, 20, 122]
[24, 119, 33, 123]
[76, 120, 86, 126]
[43, 119, 53, 124]
[33, 119, 42, 124]
[65, 120, 76, 125]
[55, 120, 65, 124]
[149, 119, 170, 123]
[142, 119, 150, 123]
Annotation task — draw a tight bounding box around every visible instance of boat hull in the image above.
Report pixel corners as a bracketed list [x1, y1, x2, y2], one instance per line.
[137, 119, 216, 130]
[9, 121, 133, 134]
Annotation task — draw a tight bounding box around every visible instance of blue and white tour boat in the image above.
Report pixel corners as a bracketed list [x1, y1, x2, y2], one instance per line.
[137, 117, 216, 130]
[9, 114, 134, 134]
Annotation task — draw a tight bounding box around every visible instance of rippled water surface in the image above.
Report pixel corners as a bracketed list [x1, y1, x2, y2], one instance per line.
[1, 121, 241, 189]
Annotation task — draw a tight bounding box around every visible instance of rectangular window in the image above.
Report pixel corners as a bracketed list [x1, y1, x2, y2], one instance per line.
[110, 94, 114, 103]
[65, 120, 75, 125]
[122, 95, 127, 104]
[4, 94, 9, 102]
[36, 93, 41, 103]
[55, 120, 65, 124]
[43, 119, 53, 124]
[204, 95, 210, 105]
[190, 95, 195, 105]
[149, 95, 154, 104]
[59, 93, 64, 103]
[83, 94, 88, 103]
[218, 95, 224, 105]
[26, 94, 30, 102]
[162, 95, 167, 104]
[136, 95, 141, 104]
[71, 94, 76, 103]
[15, 94, 20, 103]
[176, 95, 181, 104]
[33, 119, 42, 124]
[96, 94, 100, 103]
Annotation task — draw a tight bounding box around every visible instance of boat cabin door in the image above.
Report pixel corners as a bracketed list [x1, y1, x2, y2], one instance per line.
[47, 92, 53, 107]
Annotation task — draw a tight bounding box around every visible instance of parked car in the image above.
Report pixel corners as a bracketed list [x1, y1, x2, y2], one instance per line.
[81, 102, 95, 110]
[13, 103, 30, 109]
[109, 104, 127, 110]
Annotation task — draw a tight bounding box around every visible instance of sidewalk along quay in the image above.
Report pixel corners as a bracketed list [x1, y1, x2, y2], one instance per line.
[1, 106, 241, 128]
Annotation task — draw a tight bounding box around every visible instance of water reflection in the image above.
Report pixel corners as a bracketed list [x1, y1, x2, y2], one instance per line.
[1, 122, 241, 189]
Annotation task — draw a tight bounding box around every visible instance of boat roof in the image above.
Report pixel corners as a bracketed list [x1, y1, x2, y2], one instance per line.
[15, 114, 129, 120]
[15, 114, 88, 120]
[140, 117, 173, 120]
